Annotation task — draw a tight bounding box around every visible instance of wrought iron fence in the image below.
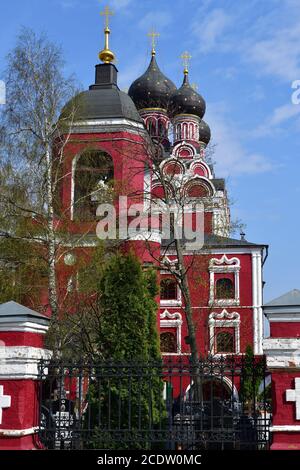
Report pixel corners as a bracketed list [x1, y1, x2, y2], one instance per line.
[38, 356, 271, 450]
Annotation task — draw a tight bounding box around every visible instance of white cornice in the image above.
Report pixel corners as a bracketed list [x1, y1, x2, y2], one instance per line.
[0, 321, 48, 335]
[0, 346, 52, 379]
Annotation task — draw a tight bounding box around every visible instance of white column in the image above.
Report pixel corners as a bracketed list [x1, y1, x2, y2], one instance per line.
[252, 250, 263, 354]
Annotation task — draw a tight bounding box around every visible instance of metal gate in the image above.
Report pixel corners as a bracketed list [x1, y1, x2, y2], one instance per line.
[38, 356, 271, 450]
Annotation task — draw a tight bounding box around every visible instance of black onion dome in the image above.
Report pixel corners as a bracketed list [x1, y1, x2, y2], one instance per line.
[169, 73, 206, 118]
[128, 55, 177, 110]
[199, 119, 211, 145]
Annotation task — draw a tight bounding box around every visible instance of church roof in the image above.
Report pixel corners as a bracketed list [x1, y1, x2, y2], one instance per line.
[162, 233, 266, 248]
[264, 289, 300, 307]
[169, 71, 206, 119]
[62, 63, 143, 124]
[0, 301, 48, 320]
[128, 54, 177, 111]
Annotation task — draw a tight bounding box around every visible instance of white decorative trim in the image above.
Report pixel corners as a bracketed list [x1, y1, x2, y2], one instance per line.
[0, 321, 48, 335]
[127, 229, 161, 244]
[185, 375, 239, 402]
[0, 346, 52, 379]
[264, 306, 300, 322]
[209, 255, 240, 307]
[160, 310, 182, 354]
[286, 378, 300, 420]
[0, 427, 38, 437]
[270, 425, 300, 432]
[71, 118, 144, 129]
[252, 250, 263, 355]
[183, 176, 215, 198]
[0, 386, 11, 425]
[189, 160, 212, 179]
[263, 337, 300, 368]
[208, 310, 240, 355]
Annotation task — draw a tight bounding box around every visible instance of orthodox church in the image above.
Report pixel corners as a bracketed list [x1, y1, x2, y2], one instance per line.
[55, 13, 267, 359]
[2, 9, 300, 453]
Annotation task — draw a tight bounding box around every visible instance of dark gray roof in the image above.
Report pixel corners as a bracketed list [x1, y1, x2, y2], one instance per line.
[212, 178, 225, 191]
[64, 88, 143, 123]
[162, 233, 266, 248]
[0, 301, 48, 321]
[169, 73, 206, 119]
[62, 63, 143, 124]
[265, 289, 300, 307]
[199, 119, 211, 145]
[128, 55, 177, 111]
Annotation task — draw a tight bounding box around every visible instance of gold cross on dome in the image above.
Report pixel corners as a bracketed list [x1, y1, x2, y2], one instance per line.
[148, 29, 160, 53]
[181, 51, 192, 72]
[100, 5, 114, 28]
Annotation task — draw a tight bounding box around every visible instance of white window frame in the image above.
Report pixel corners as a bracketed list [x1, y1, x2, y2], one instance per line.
[208, 309, 240, 355]
[209, 255, 240, 306]
[160, 310, 182, 355]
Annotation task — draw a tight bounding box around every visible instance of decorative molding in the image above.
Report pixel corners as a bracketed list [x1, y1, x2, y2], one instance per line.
[209, 255, 241, 270]
[208, 309, 240, 355]
[0, 321, 48, 335]
[127, 229, 161, 244]
[160, 310, 182, 354]
[0, 346, 52, 380]
[263, 337, 300, 368]
[185, 375, 239, 402]
[209, 255, 240, 307]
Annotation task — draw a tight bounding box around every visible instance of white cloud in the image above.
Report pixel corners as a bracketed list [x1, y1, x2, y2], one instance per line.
[138, 11, 172, 31]
[245, 23, 300, 82]
[252, 102, 300, 137]
[206, 103, 273, 176]
[192, 8, 232, 53]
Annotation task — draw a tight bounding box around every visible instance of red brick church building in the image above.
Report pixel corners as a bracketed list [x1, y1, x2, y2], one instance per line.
[0, 14, 300, 451]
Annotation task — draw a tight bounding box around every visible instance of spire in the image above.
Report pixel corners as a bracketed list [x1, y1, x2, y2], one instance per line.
[99, 5, 115, 64]
[147, 29, 160, 57]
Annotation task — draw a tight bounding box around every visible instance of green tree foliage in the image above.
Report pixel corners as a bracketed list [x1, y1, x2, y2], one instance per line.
[87, 251, 165, 449]
[240, 345, 265, 414]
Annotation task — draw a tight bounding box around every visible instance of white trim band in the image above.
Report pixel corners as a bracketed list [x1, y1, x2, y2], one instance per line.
[0, 346, 52, 379]
[270, 425, 300, 432]
[0, 427, 38, 437]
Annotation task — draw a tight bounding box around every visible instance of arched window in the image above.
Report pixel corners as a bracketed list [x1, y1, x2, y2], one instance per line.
[216, 331, 234, 353]
[147, 119, 156, 136]
[176, 124, 181, 140]
[158, 119, 166, 137]
[215, 278, 234, 299]
[189, 123, 194, 139]
[74, 150, 114, 220]
[160, 278, 177, 300]
[160, 332, 177, 353]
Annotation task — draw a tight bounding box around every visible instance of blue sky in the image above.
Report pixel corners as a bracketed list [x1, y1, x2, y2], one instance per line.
[0, 0, 299, 302]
